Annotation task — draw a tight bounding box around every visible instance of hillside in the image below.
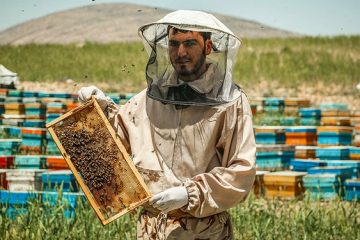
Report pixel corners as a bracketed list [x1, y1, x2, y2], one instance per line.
[0, 3, 300, 45]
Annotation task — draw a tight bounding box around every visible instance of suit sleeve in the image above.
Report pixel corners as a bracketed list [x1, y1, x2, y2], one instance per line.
[182, 94, 256, 218]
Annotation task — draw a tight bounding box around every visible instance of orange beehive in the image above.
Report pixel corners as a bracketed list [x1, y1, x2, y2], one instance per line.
[285, 132, 317, 146]
[321, 109, 351, 117]
[321, 117, 351, 126]
[46, 156, 69, 170]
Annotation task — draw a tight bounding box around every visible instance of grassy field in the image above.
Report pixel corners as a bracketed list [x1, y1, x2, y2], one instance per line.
[0, 36, 359, 93]
[1, 193, 359, 240]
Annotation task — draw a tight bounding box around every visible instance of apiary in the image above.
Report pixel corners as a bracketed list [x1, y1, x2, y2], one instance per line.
[303, 174, 341, 200]
[20, 127, 46, 154]
[42, 170, 78, 192]
[254, 126, 286, 144]
[256, 144, 295, 170]
[46, 155, 68, 170]
[295, 146, 318, 159]
[0, 155, 15, 168]
[344, 178, 360, 201]
[316, 146, 350, 160]
[290, 159, 327, 172]
[46, 97, 151, 225]
[285, 126, 317, 146]
[6, 169, 45, 191]
[263, 171, 307, 199]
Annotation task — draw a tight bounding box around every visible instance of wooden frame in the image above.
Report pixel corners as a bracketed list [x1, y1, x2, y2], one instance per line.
[46, 96, 151, 225]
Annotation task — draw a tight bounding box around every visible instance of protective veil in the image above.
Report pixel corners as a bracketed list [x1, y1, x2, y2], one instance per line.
[138, 10, 242, 106]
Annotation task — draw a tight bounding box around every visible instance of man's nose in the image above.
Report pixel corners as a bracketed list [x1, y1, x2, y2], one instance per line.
[177, 43, 187, 57]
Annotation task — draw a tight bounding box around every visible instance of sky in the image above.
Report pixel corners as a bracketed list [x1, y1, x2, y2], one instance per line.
[0, 0, 359, 36]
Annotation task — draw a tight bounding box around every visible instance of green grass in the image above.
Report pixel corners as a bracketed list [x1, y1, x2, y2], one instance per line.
[0, 36, 359, 92]
[1, 193, 359, 239]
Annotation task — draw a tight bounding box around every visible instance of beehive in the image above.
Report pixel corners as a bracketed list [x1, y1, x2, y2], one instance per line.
[46, 97, 151, 225]
[285, 126, 317, 146]
[345, 178, 360, 201]
[263, 171, 307, 199]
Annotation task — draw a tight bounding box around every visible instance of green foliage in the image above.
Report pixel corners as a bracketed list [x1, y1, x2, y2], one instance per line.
[1, 194, 359, 239]
[0, 36, 359, 92]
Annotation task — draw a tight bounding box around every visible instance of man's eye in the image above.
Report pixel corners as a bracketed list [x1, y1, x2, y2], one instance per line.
[183, 40, 197, 47]
[169, 41, 179, 47]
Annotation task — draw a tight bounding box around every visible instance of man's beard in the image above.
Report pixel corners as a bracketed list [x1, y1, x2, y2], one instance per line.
[176, 52, 206, 81]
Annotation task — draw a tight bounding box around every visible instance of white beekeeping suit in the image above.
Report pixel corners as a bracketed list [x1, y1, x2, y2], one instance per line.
[79, 9, 256, 240]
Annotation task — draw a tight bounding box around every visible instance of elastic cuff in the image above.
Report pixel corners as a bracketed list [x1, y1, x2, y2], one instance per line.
[181, 179, 199, 212]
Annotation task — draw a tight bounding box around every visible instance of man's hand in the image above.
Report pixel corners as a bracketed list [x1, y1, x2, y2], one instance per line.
[149, 186, 188, 213]
[77, 85, 110, 111]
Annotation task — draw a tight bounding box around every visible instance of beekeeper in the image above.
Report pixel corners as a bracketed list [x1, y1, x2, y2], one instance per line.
[78, 10, 256, 240]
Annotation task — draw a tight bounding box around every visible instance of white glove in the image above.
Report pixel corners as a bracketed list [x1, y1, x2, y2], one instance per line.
[77, 85, 111, 110]
[149, 186, 188, 213]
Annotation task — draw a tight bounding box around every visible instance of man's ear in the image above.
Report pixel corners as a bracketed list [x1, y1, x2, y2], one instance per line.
[205, 39, 212, 55]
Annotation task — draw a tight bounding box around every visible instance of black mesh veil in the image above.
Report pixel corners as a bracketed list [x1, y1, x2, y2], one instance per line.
[138, 10, 242, 106]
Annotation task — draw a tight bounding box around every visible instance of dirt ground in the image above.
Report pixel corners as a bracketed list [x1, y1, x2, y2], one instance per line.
[18, 80, 360, 111]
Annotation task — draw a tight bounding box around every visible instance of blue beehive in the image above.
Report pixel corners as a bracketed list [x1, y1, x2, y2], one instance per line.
[42, 170, 78, 192]
[303, 174, 341, 200]
[280, 117, 298, 126]
[256, 145, 295, 170]
[108, 93, 121, 104]
[46, 132, 61, 155]
[317, 132, 352, 146]
[7, 90, 23, 97]
[325, 160, 360, 179]
[38, 92, 52, 98]
[263, 98, 285, 112]
[299, 108, 321, 118]
[316, 147, 350, 160]
[320, 103, 348, 110]
[308, 166, 353, 182]
[22, 91, 39, 98]
[52, 93, 72, 99]
[14, 155, 46, 169]
[290, 159, 327, 172]
[0, 139, 22, 155]
[0, 190, 38, 205]
[23, 120, 46, 128]
[4, 97, 23, 103]
[299, 108, 321, 126]
[46, 113, 62, 123]
[255, 132, 286, 144]
[42, 192, 85, 218]
[345, 179, 360, 201]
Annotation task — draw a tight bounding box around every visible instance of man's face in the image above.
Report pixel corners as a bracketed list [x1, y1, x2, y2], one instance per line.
[168, 28, 212, 82]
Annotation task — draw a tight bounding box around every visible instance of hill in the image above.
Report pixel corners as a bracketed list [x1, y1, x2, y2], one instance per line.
[0, 3, 300, 45]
